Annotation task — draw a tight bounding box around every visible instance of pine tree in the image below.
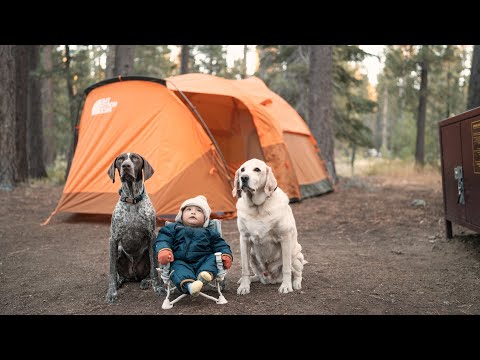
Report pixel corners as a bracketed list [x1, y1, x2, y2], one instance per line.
[27, 45, 47, 178]
[468, 45, 480, 109]
[0, 45, 16, 190]
[15, 45, 28, 183]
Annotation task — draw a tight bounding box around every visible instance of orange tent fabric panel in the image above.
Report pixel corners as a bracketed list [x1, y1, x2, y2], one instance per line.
[167, 73, 332, 200]
[236, 76, 332, 193]
[238, 76, 312, 136]
[152, 151, 235, 218]
[47, 73, 333, 225]
[65, 81, 215, 192]
[167, 74, 285, 148]
[283, 132, 329, 184]
[168, 75, 299, 199]
[54, 79, 235, 219]
[174, 92, 265, 177]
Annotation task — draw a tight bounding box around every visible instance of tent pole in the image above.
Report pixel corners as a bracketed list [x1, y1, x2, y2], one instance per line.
[166, 80, 231, 182]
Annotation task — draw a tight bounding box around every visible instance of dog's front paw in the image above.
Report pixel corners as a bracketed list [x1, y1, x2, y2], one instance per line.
[153, 282, 166, 296]
[278, 282, 293, 294]
[106, 288, 118, 303]
[140, 278, 150, 290]
[237, 277, 251, 295]
[237, 284, 250, 295]
[292, 278, 302, 290]
[117, 276, 125, 289]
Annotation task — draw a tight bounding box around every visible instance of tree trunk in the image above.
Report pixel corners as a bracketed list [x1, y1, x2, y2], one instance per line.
[257, 47, 267, 79]
[15, 45, 29, 183]
[27, 45, 47, 178]
[398, 77, 405, 129]
[381, 85, 389, 155]
[180, 45, 190, 74]
[41, 45, 56, 167]
[350, 143, 356, 176]
[308, 45, 336, 182]
[114, 45, 135, 76]
[106, 45, 116, 78]
[415, 48, 429, 168]
[208, 53, 213, 74]
[243, 45, 248, 78]
[445, 46, 452, 118]
[0, 45, 16, 191]
[467, 45, 480, 110]
[64, 45, 76, 180]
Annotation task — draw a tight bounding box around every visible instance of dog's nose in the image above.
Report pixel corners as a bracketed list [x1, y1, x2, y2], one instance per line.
[241, 175, 249, 182]
[122, 163, 131, 169]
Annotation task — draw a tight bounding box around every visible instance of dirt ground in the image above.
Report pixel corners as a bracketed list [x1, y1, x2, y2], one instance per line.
[1, 171, 480, 316]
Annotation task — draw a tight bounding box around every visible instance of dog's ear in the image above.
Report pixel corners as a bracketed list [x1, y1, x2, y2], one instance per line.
[141, 155, 154, 181]
[107, 157, 118, 183]
[264, 165, 277, 197]
[232, 168, 241, 198]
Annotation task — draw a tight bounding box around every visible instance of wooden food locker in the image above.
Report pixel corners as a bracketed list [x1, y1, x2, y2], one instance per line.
[439, 107, 480, 238]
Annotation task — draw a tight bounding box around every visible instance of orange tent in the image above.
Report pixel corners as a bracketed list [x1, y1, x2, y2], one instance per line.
[43, 77, 236, 224]
[167, 73, 333, 200]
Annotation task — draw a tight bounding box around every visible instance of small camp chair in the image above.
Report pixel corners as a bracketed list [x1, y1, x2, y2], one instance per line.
[156, 219, 228, 309]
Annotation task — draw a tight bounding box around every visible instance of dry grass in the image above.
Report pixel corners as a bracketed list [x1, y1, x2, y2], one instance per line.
[337, 157, 442, 187]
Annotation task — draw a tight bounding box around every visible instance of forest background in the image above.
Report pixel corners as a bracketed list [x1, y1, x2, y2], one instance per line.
[1, 44, 480, 189]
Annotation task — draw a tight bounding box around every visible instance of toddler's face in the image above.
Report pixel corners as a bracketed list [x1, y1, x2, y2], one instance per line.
[182, 206, 205, 227]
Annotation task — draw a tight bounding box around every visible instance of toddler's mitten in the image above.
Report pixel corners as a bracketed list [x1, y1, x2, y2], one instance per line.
[221, 254, 232, 269]
[158, 249, 174, 265]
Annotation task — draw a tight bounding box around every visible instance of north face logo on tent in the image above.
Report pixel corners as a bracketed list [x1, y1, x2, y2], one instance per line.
[91, 97, 118, 116]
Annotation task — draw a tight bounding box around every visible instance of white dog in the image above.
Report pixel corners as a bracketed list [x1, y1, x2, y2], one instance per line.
[233, 158, 306, 294]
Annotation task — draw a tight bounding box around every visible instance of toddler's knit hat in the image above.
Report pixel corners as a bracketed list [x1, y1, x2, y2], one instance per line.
[175, 195, 211, 227]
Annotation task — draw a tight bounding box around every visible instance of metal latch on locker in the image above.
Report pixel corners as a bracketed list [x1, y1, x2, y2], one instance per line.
[454, 166, 465, 205]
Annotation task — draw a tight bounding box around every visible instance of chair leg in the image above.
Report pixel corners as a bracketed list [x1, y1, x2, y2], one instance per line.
[161, 272, 228, 308]
[162, 281, 188, 309]
[195, 280, 227, 304]
[162, 280, 174, 309]
[163, 293, 187, 309]
[216, 279, 228, 304]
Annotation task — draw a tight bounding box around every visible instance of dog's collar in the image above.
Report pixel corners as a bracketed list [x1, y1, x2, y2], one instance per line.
[118, 186, 145, 204]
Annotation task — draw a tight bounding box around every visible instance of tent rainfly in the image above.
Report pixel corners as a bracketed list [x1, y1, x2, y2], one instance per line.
[44, 74, 334, 225]
[167, 73, 333, 201]
[43, 76, 236, 225]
